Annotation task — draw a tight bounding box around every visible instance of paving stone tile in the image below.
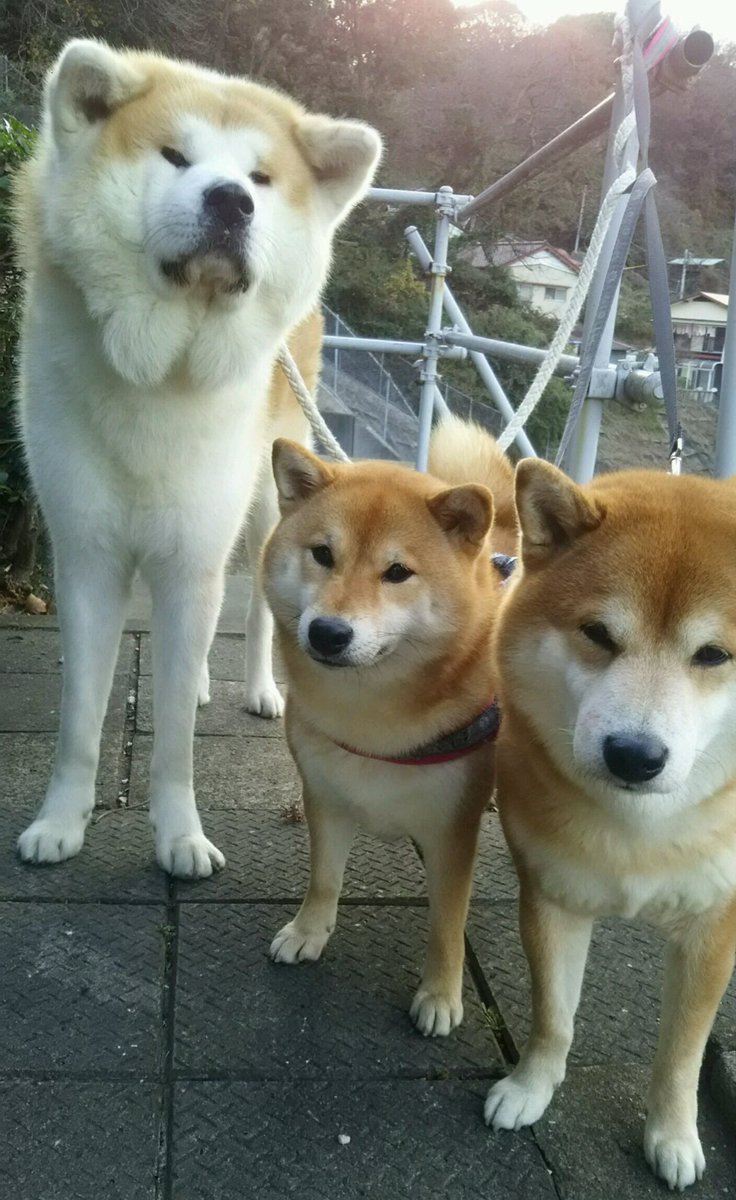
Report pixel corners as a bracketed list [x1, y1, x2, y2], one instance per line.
[0, 629, 134, 675]
[139, 632, 286, 683]
[0, 805, 166, 903]
[171, 1079, 556, 1200]
[129, 734, 300, 811]
[0, 1080, 161, 1200]
[1, 731, 124, 811]
[174, 902, 502, 1078]
[0, 671, 129, 736]
[473, 902, 736, 1065]
[136, 677, 283, 737]
[170, 807, 516, 904]
[710, 1048, 736, 1126]
[0, 902, 165, 1073]
[123, 572, 252, 633]
[531, 1065, 736, 1200]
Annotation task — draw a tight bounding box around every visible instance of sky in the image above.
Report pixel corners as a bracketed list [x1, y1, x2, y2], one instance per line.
[455, 1, 736, 44]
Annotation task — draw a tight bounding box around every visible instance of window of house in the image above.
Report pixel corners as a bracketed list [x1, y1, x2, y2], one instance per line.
[544, 286, 568, 301]
[517, 283, 534, 300]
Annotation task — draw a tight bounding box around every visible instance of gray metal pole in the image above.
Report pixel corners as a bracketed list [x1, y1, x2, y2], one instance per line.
[405, 225, 537, 457]
[416, 189, 453, 471]
[714, 208, 736, 477]
[442, 330, 578, 375]
[566, 0, 647, 482]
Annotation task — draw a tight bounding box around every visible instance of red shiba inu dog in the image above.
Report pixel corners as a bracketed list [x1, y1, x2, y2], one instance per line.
[263, 417, 517, 1036]
[485, 460, 736, 1190]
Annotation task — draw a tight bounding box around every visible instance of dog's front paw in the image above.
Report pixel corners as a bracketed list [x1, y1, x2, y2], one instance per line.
[484, 1073, 556, 1131]
[244, 681, 285, 719]
[18, 815, 87, 865]
[270, 920, 330, 963]
[410, 987, 463, 1037]
[644, 1121, 705, 1191]
[197, 662, 211, 707]
[156, 833, 225, 878]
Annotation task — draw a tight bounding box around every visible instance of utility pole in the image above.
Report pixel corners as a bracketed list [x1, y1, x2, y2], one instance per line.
[679, 248, 691, 300]
[574, 187, 588, 255]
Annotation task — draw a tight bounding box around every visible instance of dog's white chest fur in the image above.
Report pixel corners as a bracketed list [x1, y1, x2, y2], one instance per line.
[292, 721, 469, 841]
[525, 836, 736, 925]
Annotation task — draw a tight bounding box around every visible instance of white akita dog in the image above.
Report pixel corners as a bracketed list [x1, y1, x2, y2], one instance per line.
[14, 40, 381, 877]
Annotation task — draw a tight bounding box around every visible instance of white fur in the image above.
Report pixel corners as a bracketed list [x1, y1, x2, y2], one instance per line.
[17, 41, 380, 875]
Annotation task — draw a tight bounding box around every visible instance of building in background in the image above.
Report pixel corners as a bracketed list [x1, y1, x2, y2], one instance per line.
[457, 238, 580, 318]
[670, 292, 728, 396]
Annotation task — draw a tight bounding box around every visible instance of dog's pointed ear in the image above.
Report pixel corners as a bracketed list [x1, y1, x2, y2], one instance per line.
[46, 40, 145, 144]
[427, 484, 494, 550]
[515, 459, 603, 566]
[297, 116, 382, 222]
[272, 439, 335, 514]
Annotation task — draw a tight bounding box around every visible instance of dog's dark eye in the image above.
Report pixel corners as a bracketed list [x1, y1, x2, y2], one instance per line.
[692, 644, 732, 668]
[580, 622, 618, 653]
[250, 170, 272, 186]
[161, 147, 190, 169]
[311, 545, 334, 568]
[383, 563, 414, 584]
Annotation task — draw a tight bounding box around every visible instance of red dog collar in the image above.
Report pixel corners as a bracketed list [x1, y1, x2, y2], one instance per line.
[334, 698, 501, 766]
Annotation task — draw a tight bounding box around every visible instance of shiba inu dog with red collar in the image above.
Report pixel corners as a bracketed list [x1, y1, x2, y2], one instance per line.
[263, 417, 517, 1036]
[484, 460, 736, 1191]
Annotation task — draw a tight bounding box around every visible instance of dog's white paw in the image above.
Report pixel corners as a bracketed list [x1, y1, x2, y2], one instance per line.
[18, 816, 87, 865]
[410, 988, 463, 1037]
[270, 920, 330, 963]
[156, 833, 225, 879]
[484, 1073, 555, 1131]
[244, 681, 284, 719]
[644, 1122, 705, 1191]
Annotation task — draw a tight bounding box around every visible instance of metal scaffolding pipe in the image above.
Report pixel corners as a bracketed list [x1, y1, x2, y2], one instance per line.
[455, 27, 713, 223]
[442, 329, 579, 375]
[405, 225, 536, 457]
[714, 203, 736, 478]
[416, 189, 454, 470]
[368, 186, 474, 208]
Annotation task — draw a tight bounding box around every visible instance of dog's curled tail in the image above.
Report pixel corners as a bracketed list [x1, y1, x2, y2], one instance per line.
[428, 413, 518, 555]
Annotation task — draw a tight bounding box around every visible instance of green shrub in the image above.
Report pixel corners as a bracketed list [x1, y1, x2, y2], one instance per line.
[0, 115, 37, 598]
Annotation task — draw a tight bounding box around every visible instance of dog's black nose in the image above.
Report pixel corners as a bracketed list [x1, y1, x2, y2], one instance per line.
[308, 617, 353, 658]
[603, 734, 669, 784]
[204, 182, 254, 227]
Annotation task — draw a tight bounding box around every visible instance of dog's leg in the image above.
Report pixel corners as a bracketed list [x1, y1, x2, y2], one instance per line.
[411, 817, 481, 1037]
[644, 902, 736, 1191]
[147, 564, 226, 878]
[18, 555, 131, 864]
[270, 789, 355, 963]
[485, 886, 592, 1129]
[243, 461, 284, 718]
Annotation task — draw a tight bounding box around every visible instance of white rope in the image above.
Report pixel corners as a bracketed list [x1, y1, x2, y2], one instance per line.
[277, 344, 351, 463]
[496, 20, 638, 454]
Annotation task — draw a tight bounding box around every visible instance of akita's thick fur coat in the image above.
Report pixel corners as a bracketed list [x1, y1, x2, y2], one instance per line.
[263, 417, 517, 1035]
[14, 40, 380, 876]
[485, 461, 736, 1191]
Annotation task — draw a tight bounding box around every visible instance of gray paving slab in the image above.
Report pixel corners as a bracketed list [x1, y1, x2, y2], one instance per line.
[171, 1079, 556, 1200]
[0, 1081, 161, 1200]
[710, 1049, 736, 1127]
[0, 670, 130, 737]
[0, 629, 134, 675]
[174, 902, 502, 1078]
[530, 1065, 736, 1200]
[124, 572, 252, 633]
[0, 902, 165, 1073]
[129, 734, 301, 810]
[0, 806, 166, 902]
[169, 806, 517, 904]
[474, 901, 736, 1065]
[136, 677, 283, 737]
[139, 631, 286, 682]
[1, 731, 124, 811]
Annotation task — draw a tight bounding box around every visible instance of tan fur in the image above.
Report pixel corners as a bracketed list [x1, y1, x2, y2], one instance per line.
[428, 413, 518, 556]
[486, 461, 736, 1189]
[263, 420, 514, 1035]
